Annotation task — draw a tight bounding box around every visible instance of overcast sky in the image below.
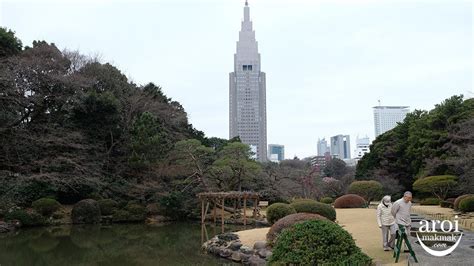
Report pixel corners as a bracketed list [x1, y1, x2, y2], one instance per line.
[1, 0, 472, 159]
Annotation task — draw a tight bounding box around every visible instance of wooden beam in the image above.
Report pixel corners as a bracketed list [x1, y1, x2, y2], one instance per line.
[243, 196, 247, 226]
[201, 199, 205, 224]
[253, 197, 258, 218]
[213, 200, 217, 223]
[221, 198, 225, 233]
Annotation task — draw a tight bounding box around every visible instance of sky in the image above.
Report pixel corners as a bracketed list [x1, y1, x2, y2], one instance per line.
[1, 0, 472, 159]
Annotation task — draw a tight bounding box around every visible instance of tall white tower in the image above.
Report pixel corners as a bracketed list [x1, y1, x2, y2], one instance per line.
[373, 106, 410, 137]
[229, 1, 267, 161]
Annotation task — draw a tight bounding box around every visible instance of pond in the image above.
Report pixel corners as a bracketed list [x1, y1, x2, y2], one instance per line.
[0, 222, 249, 266]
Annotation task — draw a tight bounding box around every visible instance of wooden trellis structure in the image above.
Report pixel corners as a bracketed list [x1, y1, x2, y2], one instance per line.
[198, 191, 260, 231]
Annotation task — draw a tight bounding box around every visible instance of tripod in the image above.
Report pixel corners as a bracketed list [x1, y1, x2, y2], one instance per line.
[393, 224, 418, 263]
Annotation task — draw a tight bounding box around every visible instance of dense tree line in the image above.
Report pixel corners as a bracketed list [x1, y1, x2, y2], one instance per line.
[0, 28, 321, 219]
[356, 95, 474, 195]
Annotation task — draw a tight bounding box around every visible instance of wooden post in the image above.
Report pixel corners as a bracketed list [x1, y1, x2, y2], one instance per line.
[213, 200, 217, 223]
[221, 198, 225, 233]
[204, 201, 209, 223]
[253, 197, 258, 219]
[201, 199, 204, 224]
[243, 196, 247, 226]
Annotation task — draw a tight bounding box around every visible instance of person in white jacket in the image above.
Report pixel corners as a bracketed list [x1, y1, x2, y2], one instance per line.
[376, 195, 397, 251]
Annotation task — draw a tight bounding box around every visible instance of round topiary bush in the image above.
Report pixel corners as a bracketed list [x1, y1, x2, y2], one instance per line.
[334, 194, 367, 208]
[5, 209, 46, 227]
[32, 198, 61, 216]
[270, 220, 372, 265]
[266, 203, 296, 225]
[71, 199, 101, 224]
[458, 195, 474, 212]
[420, 197, 440, 206]
[320, 197, 333, 204]
[267, 213, 328, 245]
[98, 199, 118, 216]
[125, 202, 146, 221]
[290, 199, 336, 221]
[454, 194, 473, 210]
[348, 180, 383, 203]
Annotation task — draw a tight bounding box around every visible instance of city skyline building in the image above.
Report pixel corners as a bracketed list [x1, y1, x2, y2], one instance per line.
[229, 0, 267, 161]
[268, 144, 284, 162]
[373, 106, 410, 137]
[330, 134, 351, 159]
[354, 136, 370, 162]
[317, 138, 330, 156]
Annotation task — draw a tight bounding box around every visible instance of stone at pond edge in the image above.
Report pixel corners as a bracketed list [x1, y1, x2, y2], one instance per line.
[219, 248, 233, 258]
[240, 245, 253, 254]
[231, 251, 243, 262]
[253, 240, 267, 250]
[257, 249, 272, 259]
[218, 233, 239, 241]
[248, 255, 266, 266]
[229, 241, 243, 251]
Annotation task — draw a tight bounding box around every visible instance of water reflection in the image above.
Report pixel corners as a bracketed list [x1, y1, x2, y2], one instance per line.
[0, 222, 246, 266]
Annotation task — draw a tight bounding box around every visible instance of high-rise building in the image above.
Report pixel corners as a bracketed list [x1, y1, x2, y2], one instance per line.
[268, 144, 284, 162]
[373, 106, 409, 137]
[354, 136, 370, 160]
[330, 135, 351, 159]
[317, 138, 330, 156]
[229, 0, 267, 162]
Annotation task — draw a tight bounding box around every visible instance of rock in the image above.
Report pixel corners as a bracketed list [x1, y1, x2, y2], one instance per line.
[248, 255, 267, 266]
[219, 248, 233, 258]
[208, 246, 221, 255]
[218, 233, 239, 241]
[255, 220, 270, 226]
[231, 251, 242, 262]
[146, 215, 172, 224]
[240, 245, 254, 254]
[257, 249, 272, 259]
[0, 220, 21, 233]
[229, 241, 243, 251]
[253, 241, 267, 250]
[240, 253, 251, 263]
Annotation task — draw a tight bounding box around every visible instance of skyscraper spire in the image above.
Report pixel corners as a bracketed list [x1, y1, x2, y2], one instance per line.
[244, 0, 250, 22]
[230, 0, 267, 162]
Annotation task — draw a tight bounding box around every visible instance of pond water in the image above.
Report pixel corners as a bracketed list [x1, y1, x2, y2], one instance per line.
[0, 222, 248, 266]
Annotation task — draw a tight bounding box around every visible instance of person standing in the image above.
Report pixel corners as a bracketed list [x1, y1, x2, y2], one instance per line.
[376, 195, 397, 251]
[391, 191, 413, 251]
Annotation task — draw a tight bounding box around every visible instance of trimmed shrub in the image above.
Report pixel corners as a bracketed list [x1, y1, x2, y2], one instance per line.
[348, 180, 383, 203]
[454, 194, 473, 210]
[267, 213, 328, 245]
[71, 199, 101, 224]
[334, 194, 367, 208]
[458, 195, 474, 212]
[266, 203, 296, 225]
[420, 198, 440, 206]
[159, 192, 187, 220]
[112, 210, 132, 223]
[98, 199, 118, 216]
[439, 198, 455, 208]
[32, 198, 61, 216]
[413, 175, 458, 201]
[320, 197, 333, 204]
[125, 202, 146, 221]
[259, 189, 289, 204]
[290, 199, 336, 221]
[146, 203, 160, 215]
[4, 209, 46, 226]
[270, 220, 372, 265]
